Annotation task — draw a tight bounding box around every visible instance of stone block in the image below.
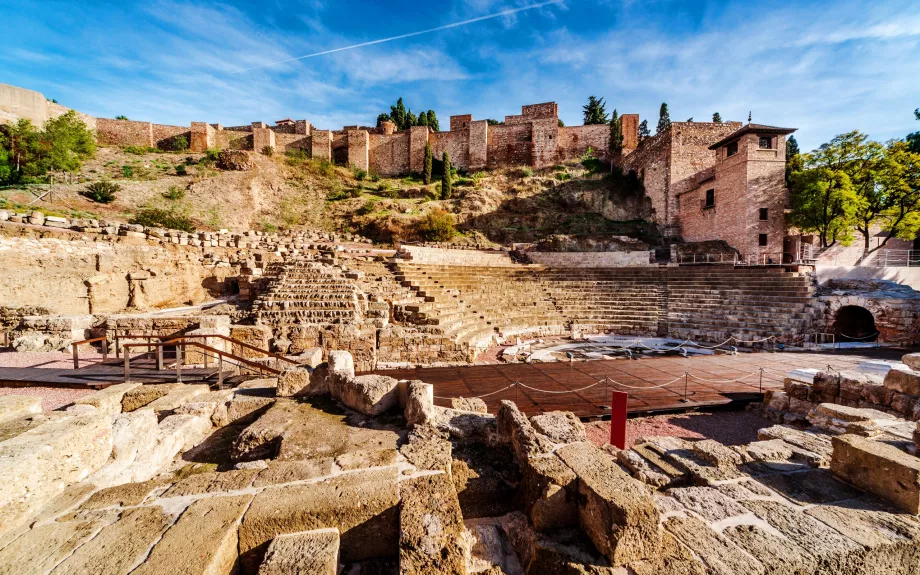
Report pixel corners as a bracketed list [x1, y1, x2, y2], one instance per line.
[497, 400, 554, 460]
[405, 380, 435, 426]
[293, 346, 323, 368]
[616, 447, 671, 487]
[831, 434, 920, 514]
[132, 494, 254, 575]
[810, 371, 840, 403]
[884, 368, 920, 396]
[238, 467, 399, 572]
[224, 394, 275, 426]
[667, 486, 753, 522]
[399, 474, 467, 575]
[276, 367, 313, 397]
[400, 434, 453, 475]
[233, 400, 298, 461]
[530, 411, 587, 444]
[122, 384, 181, 412]
[902, 353, 920, 371]
[253, 459, 335, 487]
[452, 444, 521, 519]
[451, 396, 488, 413]
[0, 395, 42, 424]
[763, 390, 789, 411]
[327, 350, 355, 380]
[784, 379, 811, 400]
[142, 384, 209, 412]
[89, 408, 159, 487]
[258, 529, 340, 575]
[691, 439, 743, 468]
[73, 383, 140, 414]
[333, 374, 399, 416]
[522, 454, 578, 531]
[556, 442, 660, 566]
[663, 515, 765, 575]
[162, 469, 259, 497]
[0, 510, 117, 575]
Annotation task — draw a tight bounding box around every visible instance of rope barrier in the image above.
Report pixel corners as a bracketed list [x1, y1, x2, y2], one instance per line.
[517, 380, 607, 394]
[433, 383, 518, 400]
[602, 375, 685, 390]
[686, 371, 760, 384]
[838, 331, 880, 341]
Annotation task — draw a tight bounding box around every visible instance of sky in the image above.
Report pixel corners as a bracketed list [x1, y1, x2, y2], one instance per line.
[1, 0, 919, 151]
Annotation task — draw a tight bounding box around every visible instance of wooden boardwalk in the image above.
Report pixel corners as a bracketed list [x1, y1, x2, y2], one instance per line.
[371, 349, 906, 418]
[0, 358, 219, 389]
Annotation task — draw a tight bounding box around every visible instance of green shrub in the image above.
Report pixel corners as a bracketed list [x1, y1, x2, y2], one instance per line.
[261, 146, 274, 156]
[163, 185, 185, 200]
[326, 189, 350, 201]
[130, 208, 195, 232]
[555, 172, 572, 181]
[356, 200, 378, 216]
[80, 181, 120, 203]
[518, 167, 533, 178]
[115, 115, 129, 120]
[416, 208, 456, 242]
[124, 145, 158, 155]
[368, 170, 381, 182]
[175, 164, 187, 176]
[166, 135, 189, 152]
[199, 148, 220, 167]
[353, 168, 367, 181]
[121, 165, 134, 178]
[184, 156, 197, 166]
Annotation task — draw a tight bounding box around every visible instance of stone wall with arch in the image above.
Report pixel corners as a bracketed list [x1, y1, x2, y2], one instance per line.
[815, 294, 920, 346]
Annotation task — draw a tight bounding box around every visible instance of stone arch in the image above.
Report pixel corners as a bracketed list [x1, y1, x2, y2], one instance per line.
[832, 305, 877, 342]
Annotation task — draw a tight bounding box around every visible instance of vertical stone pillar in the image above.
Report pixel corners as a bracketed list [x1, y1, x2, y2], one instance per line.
[295, 120, 311, 136]
[347, 130, 369, 171]
[190, 122, 214, 152]
[253, 124, 276, 153]
[409, 126, 430, 174]
[620, 114, 639, 151]
[530, 118, 559, 169]
[312, 130, 333, 161]
[468, 120, 488, 170]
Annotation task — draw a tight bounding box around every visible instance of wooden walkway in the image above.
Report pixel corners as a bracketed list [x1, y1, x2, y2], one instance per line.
[0, 358, 219, 389]
[371, 349, 906, 418]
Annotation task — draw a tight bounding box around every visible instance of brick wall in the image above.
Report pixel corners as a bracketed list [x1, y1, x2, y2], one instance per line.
[347, 130, 369, 170]
[620, 114, 638, 151]
[430, 130, 470, 170]
[468, 121, 488, 170]
[408, 126, 429, 173]
[369, 132, 410, 176]
[217, 130, 253, 151]
[521, 102, 558, 119]
[531, 118, 559, 168]
[486, 123, 531, 168]
[274, 132, 310, 153]
[252, 126, 275, 153]
[556, 125, 610, 164]
[190, 122, 213, 152]
[312, 130, 333, 161]
[621, 131, 670, 223]
[152, 124, 190, 148]
[95, 118, 154, 147]
[450, 114, 473, 131]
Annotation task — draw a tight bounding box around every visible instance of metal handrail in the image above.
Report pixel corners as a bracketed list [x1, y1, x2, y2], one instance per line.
[71, 336, 109, 369]
[122, 340, 282, 386]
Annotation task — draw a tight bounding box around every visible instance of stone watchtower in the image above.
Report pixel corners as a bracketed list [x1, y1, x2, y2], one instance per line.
[702, 124, 796, 262]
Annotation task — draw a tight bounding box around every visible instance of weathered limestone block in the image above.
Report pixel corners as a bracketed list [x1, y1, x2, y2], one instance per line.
[757, 425, 833, 467]
[224, 394, 275, 426]
[89, 408, 159, 487]
[328, 349, 355, 379]
[691, 439, 743, 468]
[82, 478, 170, 510]
[452, 444, 521, 519]
[740, 439, 794, 462]
[431, 407, 495, 441]
[838, 371, 884, 402]
[252, 459, 335, 488]
[616, 448, 670, 488]
[831, 434, 920, 514]
[399, 473, 468, 575]
[405, 381, 435, 426]
[0, 395, 42, 424]
[451, 397, 488, 413]
[723, 523, 815, 574]
[73, 383, 140, 414]
[163, 469, 260, 497]
[142, 384, 209, 412]
[122, 383, 182, 412]
[522, 454, 578, 531]
[497, 400, 554, 460]
[127, 414, 210, 483]
[258, 529, 340, 575]
[762, 390, 789, 411]
[0, 412, 113, 537]
[400, 433, 453, 475]
[230, 324, 273, 359]
[884, 367, 920, 396]
[0, 511, 118, 575]
[238, 467, 400, 572]
[132, 494, 254, 575]
[530, 411, 587, 444]
[293, 346, 324, 368]
[666, 487, 750, 522]
[49, 507, 173, 575]
[810, 371, 840, 403]
[334, 374, 399, 416]
[233, 400, 298, 461]
[276, 367, 313, 397]
[556, 442, 660, 566]
[664, 515, 765, 575]
[903, 353, 920, 371]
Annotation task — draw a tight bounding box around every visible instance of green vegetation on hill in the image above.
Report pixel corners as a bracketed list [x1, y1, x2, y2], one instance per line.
[0, 111, 96, 185]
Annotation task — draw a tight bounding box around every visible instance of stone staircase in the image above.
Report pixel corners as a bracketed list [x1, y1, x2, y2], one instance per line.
[392, 263, 815, 349]
[253, 261, 364, 326]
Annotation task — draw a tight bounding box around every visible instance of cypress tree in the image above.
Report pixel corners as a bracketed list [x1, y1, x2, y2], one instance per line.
[638, 120, 651, 142]
[441, 151, 452, 199]
[608, 109, 623, 156]
[390, 98, 407, 130]
[418, 112, 428, 127]
[582, 96, 609, 125]
[712, 112, 722, 123]
[406, 110, 417, 128]
[423, 142, 433, 185]
[656, 102, 671, 134]
[427, 110, 439, 132]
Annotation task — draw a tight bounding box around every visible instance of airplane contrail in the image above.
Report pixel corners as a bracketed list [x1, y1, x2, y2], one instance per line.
[234, 0, 565, 73]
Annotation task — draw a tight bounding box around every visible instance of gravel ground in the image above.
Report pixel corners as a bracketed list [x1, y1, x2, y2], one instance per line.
[585, 409, 773, 449]
[0, 350, 104, 369]
[0, 386, 95, 411]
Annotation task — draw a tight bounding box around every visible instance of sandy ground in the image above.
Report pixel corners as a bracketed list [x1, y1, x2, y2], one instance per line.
[0, 351, 103, 410]
[585, 409, 773, 449]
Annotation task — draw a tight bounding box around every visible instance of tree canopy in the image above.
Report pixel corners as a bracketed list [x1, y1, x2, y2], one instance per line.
[608, 109, 623, 156]
[788, 130, 920, 258]
[656, 103, 671, 134]
[638, 120, 651, 143]
[0, 111, 96, 185]
[582, 96, 608, 125]
[377, 98, 439, 131]
[712, 112, 722, 123]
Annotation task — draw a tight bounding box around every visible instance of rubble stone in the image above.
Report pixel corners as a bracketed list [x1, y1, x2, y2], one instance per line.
[884, 367, 920, 396]
[451, 396, 488, 413]
[333, 374, 399, 416]
[530, 411, 587, 444]
[400, 474, 468, 575]
[258, 528, 340, 575]
[521, 454, 578, 531]
[831, 434, 920, 514]
[73, 383, 140, 414]
[276, 367, 313, 397]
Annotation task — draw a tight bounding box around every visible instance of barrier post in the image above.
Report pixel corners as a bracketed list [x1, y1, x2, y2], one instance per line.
[609, 391, 628, 449]
[759, 368, 764, 394]
[72, 344, 79, 369]
[680, 372, 690, 403]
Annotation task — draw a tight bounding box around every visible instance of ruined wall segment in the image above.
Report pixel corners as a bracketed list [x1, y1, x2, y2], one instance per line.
[368, 132, 410, 176]
[312, 130, 333, 161]
[347, 130, 369, 171]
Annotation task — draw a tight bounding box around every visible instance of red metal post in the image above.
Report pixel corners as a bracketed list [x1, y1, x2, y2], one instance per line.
[609, 391, 628, 449]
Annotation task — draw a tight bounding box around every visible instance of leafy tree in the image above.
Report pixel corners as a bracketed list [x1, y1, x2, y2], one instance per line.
[416, 208, 456, 242]
[608, 109, 623, 156]
[638, 120, 651, 143]
[423, 141, 433, 185]
[80, 181, 120, 203]
[440, 152, 452, 199]
[785, 135, 802, 185]
[486, 119, 501, 126]
[0, 132, 10, 183]
[389, 98, 407, 130]
[115, 115, 129, 120]
[656, 103, 671, 134]
[788, 163, 861, 249]
[712, 112, 722, 123]
[908, 108, 920, 153]
[418, 112, 428, 127]
[406, 110, 417, 128]
[582, 96, 608, 125]
[426, 110, 439, 132]
[916, 108, 920, 120]
[558, 118, 564, 127]
[866, 140, 920, 257]
[376, 113, 391, 127]
[0, 111, 95, 185]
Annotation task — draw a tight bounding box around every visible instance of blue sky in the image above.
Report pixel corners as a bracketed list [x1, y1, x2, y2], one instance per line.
[1, 0, 919, 151]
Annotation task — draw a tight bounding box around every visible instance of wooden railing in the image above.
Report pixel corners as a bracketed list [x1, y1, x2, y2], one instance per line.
[71, 336, 109, 369]
[122, 340, 282, 386]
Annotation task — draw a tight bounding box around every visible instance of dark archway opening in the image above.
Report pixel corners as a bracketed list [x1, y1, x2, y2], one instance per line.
[833, 306, 877, 342]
